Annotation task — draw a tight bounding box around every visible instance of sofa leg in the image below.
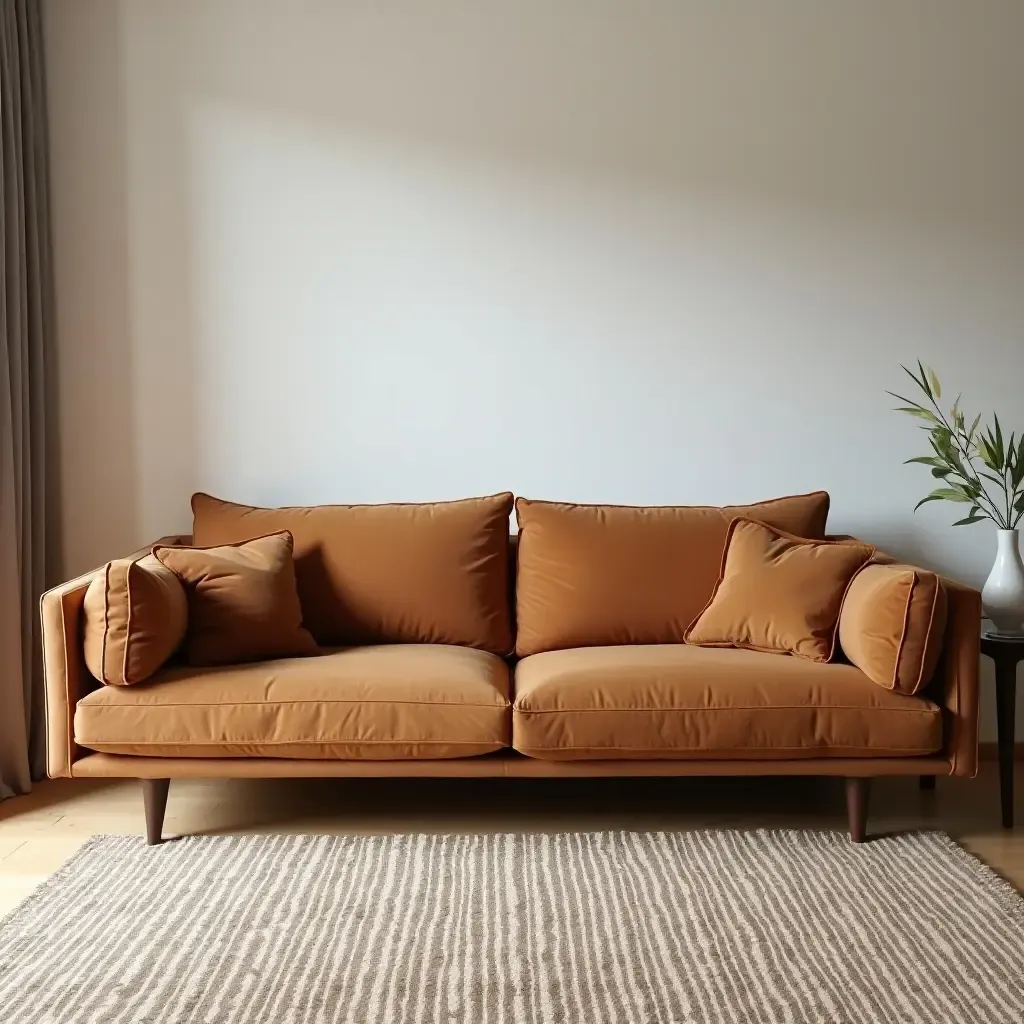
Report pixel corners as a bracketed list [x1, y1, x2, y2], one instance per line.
[845, 777, 870, 843]
[919, 775, 936, 791]
[142, 779, 170, 845]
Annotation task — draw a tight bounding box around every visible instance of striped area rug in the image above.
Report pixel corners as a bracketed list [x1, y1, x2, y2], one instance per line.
[1, 831, 1022, 1023]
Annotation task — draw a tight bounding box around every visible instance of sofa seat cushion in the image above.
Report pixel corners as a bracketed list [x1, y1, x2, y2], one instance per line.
[512, 645, 942, 760]
[75, 645, 511, 759]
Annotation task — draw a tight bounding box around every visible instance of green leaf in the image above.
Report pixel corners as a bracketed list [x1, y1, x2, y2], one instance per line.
[904, 455, 946, 467]
[917, 360, 933, 399]
[994, 413, 1005, 466]
[1016, 493, 1024, 513]
[980, 470, 1008, 489]
[929, 434, 953, 461]
[926, 366, 941, 399]
[947, 451, 969, 477]
[886, 392, 929, 411]
[916, 487, 974, 510]
[902, 364, 929, 398]
[1014, 444, 1024, 490]
[931, 466, 950, 478]
[895, 407, 937, 422]
[952, 515, 988, 526]
[968, 413, 982, 441]
[978, 437, 1001, 472]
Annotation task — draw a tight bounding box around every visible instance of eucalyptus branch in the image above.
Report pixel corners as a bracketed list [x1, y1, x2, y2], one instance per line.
[891, 363, 1024, 530]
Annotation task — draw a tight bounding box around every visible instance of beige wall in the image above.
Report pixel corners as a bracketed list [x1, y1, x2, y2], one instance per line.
[44, 2, 1024, 737]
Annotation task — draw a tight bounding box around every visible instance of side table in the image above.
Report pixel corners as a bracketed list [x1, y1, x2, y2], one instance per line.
[981, 631, 1024, 829]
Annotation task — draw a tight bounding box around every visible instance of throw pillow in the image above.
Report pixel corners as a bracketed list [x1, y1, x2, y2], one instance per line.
[838, 563, 948, 694]
[83, 554, 188, 685]
[685, 518, 874, 662]
[153, 531, 318, 666]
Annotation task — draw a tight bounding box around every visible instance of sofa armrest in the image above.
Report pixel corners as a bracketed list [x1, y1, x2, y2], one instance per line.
[935, 576, 982, 777]
[39, 535, 191, 778]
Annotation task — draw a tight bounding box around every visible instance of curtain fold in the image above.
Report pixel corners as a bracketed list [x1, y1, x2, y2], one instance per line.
[1, 0, 54, 799]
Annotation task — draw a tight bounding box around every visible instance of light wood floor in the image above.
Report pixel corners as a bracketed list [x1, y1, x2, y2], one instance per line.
[1, 765, 1022, 917]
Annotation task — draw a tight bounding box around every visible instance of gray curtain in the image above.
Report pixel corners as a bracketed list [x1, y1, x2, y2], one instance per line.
[1, 0, 54, 799]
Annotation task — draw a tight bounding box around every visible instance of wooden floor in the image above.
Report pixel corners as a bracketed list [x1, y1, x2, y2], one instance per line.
[1, 765, 1022, 918]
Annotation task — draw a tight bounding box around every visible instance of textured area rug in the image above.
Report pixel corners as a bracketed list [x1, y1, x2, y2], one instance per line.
[1, 831, 1022, 1023]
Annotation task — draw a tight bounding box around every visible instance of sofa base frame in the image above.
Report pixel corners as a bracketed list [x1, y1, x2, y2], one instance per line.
[139, 777, 887, 845]
[68, 751, 954, 779]
[124, 758, 951, 845]
[142, 778, 169, 846]
[844, 777, 870, 843]
[140, 775, 881, 844]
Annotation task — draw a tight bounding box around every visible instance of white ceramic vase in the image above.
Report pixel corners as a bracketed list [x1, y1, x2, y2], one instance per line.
[982, 528, 1024, 635]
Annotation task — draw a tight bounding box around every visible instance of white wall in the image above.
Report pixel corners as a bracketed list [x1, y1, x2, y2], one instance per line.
[44, 2, 1024, 735]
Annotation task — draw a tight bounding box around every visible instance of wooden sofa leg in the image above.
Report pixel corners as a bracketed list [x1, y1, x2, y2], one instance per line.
[845, 777, 871, 843]
[919, 775, 936, 791]
[142, 779, 170, 845]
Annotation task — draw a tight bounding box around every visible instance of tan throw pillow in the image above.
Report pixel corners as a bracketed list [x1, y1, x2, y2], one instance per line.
[83, 554, 188, 685]
[839, 563, 948, 694]
[191, 491, 514, 654]
[514, 491, 830, 657]
[153, 532, 318, 666]
[685, 518, 874, 662]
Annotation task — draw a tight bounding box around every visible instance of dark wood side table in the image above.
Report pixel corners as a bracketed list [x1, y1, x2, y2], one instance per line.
[981, 631, 1024, 829]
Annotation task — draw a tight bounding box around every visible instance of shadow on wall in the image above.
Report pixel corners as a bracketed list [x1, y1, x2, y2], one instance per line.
[837, 519, 965, 577]
[46, 0, 201, 577]
[46, 0, 197, 571]
[175, 1, 1023, 239]
[46, 0, 133, 572]
[45, 1, 1024, 584]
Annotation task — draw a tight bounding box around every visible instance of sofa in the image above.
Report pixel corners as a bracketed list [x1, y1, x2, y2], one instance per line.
[40, 490, 981, 845]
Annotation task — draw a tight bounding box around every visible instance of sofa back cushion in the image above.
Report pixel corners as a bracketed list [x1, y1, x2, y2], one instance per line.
[82, 554, 188, 685]
[514, 491, 830, 656]
[191, 491, 515, 653]
[838, 563, 948, 694]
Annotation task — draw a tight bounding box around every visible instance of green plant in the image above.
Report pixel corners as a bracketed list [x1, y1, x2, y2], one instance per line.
[890, 362, 1024, 529]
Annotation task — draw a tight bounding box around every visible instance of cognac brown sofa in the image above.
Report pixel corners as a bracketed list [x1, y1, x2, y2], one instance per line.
[40, 491, 981, 846]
